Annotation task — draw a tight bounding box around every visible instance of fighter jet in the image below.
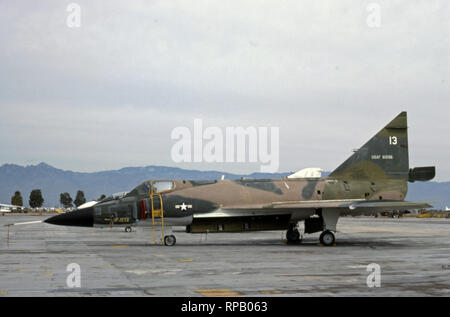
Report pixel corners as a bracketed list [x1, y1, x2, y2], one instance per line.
[45, 112, 435, 246]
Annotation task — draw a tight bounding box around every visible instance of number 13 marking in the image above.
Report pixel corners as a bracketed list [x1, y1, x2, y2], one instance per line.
[389, 136, 397, 145]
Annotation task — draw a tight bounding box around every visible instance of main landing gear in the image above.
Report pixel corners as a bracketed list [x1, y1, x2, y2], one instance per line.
[286, 227, 336, 246]
[319, 230, 335, 246]
[286, 224, 302, 244]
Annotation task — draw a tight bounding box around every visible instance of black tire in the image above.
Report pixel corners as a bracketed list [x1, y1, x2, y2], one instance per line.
[286, 229, 301, 244]
[319, 230, 335, 246]
[125, 226, 132, 232]
[164, 235, 176, 246]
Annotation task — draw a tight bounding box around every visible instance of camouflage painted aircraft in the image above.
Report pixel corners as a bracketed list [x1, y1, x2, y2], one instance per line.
[45, 112, 435, 246]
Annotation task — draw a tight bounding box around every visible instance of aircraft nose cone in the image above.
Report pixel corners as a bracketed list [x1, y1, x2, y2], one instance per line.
[44, 207, 94, 227]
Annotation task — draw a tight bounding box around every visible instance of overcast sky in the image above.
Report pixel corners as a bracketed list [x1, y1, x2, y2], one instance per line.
[0, 1, 449, 181]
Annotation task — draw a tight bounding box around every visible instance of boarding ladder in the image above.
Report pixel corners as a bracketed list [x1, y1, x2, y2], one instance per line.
[150, 189, 165, 245]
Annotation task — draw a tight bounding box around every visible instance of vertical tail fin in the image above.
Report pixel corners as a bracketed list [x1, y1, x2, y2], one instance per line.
[329, 112, 409, 180]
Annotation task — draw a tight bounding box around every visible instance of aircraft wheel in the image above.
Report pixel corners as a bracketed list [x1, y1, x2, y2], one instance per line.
[125, 226, 132, 232]
[164, 235, 176, 246]
[286, 229, 301, 244]
[319, 230, 335, 246]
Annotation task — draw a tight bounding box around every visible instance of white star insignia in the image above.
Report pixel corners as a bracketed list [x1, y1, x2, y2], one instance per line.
[175, 202, 192, 211]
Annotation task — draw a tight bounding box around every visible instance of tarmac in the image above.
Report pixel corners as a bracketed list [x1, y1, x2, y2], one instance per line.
[0, 214, 449, 296]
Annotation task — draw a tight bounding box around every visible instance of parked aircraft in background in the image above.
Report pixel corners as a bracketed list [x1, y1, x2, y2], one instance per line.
[1, 203, 25, 214]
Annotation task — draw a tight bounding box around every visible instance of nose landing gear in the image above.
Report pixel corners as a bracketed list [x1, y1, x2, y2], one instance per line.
[164, 235, 177, 246]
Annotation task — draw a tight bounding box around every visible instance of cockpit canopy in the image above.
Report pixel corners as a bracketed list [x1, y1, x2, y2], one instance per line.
[125, 180, 175, 197]
[152, 181, 174, 193]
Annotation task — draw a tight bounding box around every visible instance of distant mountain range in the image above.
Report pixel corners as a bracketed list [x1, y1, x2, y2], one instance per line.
[0, 163, 448, 209]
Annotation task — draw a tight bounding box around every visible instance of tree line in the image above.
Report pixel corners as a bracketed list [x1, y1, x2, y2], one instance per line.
[10, 190, 106, 208]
